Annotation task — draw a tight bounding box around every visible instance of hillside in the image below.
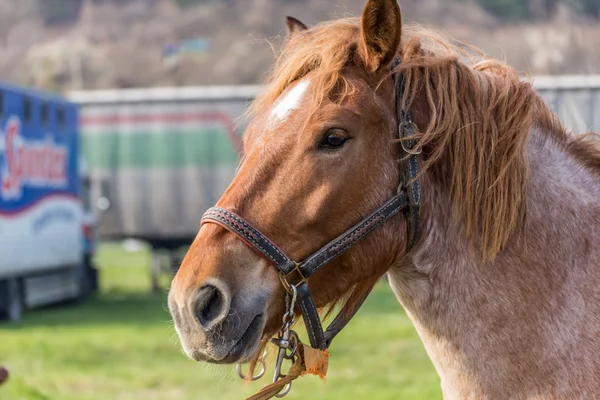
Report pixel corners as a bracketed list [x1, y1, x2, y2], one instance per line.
[0, 0, 598, 93]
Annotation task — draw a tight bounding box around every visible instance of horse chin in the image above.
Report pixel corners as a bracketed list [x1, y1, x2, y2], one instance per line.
[187, 313, 266, 365]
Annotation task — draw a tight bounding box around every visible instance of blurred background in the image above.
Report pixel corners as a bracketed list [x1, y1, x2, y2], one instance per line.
[0, 0, 598, 399]
[1, 0, 600, 90]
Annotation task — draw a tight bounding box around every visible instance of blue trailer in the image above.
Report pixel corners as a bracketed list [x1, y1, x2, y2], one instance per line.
[0, 83, 98, 321]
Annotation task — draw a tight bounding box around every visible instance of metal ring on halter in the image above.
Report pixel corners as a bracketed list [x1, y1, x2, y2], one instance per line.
[278, 263, 306, 295]
[275, 382, 293, 398]
[399, 120, 421, 155]
[235, 358, 266, 381]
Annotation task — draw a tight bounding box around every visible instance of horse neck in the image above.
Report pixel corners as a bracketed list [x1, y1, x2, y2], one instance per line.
[387, 127, 600, 398]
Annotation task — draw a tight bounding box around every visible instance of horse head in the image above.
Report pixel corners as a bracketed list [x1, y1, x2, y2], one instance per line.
[168, 0, 409, 366]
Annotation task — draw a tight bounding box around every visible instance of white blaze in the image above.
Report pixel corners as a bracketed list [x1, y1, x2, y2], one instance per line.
[269, 78, 310, 126]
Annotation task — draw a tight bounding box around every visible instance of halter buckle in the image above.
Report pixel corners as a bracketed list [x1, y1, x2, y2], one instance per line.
[399, 121, 421, 155]
[279, 262, 307, 294]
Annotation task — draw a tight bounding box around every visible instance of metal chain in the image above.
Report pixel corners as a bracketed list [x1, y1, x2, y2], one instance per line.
[270, 284, 298, 398]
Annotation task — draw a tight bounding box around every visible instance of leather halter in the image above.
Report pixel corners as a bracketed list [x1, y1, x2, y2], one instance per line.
[200, 57, 421, 352]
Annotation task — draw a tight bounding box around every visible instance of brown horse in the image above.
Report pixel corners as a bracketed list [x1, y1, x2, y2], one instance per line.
[169, 0, 600, 398]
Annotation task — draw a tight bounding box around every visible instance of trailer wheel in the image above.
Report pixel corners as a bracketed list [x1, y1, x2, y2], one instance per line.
[73, 256, 99, 302]
[0, 279, 23, 322]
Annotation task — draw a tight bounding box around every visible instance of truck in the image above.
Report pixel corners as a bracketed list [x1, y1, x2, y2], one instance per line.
[0, 83, 98, 321]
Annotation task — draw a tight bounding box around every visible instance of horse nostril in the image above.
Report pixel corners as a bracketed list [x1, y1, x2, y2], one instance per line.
[194, 285, 227, 330]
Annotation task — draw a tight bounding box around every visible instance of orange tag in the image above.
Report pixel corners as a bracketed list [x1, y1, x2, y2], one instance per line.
[301, 344, 329, 380]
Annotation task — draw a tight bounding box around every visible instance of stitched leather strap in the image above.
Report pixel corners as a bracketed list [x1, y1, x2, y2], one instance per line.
[200, 193, 408, 351]
[323, 284, 374, 348]
[201, 208, 296, 274]
[202, 193, 407, 282]
[296, 282, 326, 349]
[298, 193, 409, 278]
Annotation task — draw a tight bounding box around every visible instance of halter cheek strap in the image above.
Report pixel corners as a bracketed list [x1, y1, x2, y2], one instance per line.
[393, 57, 421, 250]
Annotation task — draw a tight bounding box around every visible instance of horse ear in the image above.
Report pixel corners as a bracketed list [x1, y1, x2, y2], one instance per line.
[286, 16, 308, 38]
[360, 0, 402, 73]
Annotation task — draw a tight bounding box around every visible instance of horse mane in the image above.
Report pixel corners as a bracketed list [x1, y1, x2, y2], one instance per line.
[248, 17, 600, 264]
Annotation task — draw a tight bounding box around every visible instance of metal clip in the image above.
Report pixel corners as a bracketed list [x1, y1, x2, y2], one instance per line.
[270, 330, 299, 398]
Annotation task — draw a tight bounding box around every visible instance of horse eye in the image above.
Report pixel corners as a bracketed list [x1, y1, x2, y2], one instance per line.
[319, 131, 348, 150]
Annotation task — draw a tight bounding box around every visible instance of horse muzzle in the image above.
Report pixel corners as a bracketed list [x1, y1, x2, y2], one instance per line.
[168, 277, 269, 364]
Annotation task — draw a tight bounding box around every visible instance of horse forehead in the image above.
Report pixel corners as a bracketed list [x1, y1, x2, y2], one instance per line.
[268, 78, 311, 127]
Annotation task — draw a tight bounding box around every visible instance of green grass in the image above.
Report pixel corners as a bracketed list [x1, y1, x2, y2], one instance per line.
[0, 243, 442, 400]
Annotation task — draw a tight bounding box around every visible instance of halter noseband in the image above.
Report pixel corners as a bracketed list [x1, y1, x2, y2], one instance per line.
[200, 56, 421, 396]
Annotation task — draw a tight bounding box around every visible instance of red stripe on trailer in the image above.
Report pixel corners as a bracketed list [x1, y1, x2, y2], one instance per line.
[79, 112, 243, 155]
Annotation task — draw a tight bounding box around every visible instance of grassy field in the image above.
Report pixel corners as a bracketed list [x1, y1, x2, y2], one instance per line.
[0, 243, 442, 400]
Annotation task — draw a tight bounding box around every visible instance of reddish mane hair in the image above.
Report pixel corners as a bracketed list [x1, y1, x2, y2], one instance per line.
[249, 17, 600, 260]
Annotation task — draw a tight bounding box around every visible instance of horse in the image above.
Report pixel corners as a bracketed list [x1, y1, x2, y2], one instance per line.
[168, 0, 600, 398]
